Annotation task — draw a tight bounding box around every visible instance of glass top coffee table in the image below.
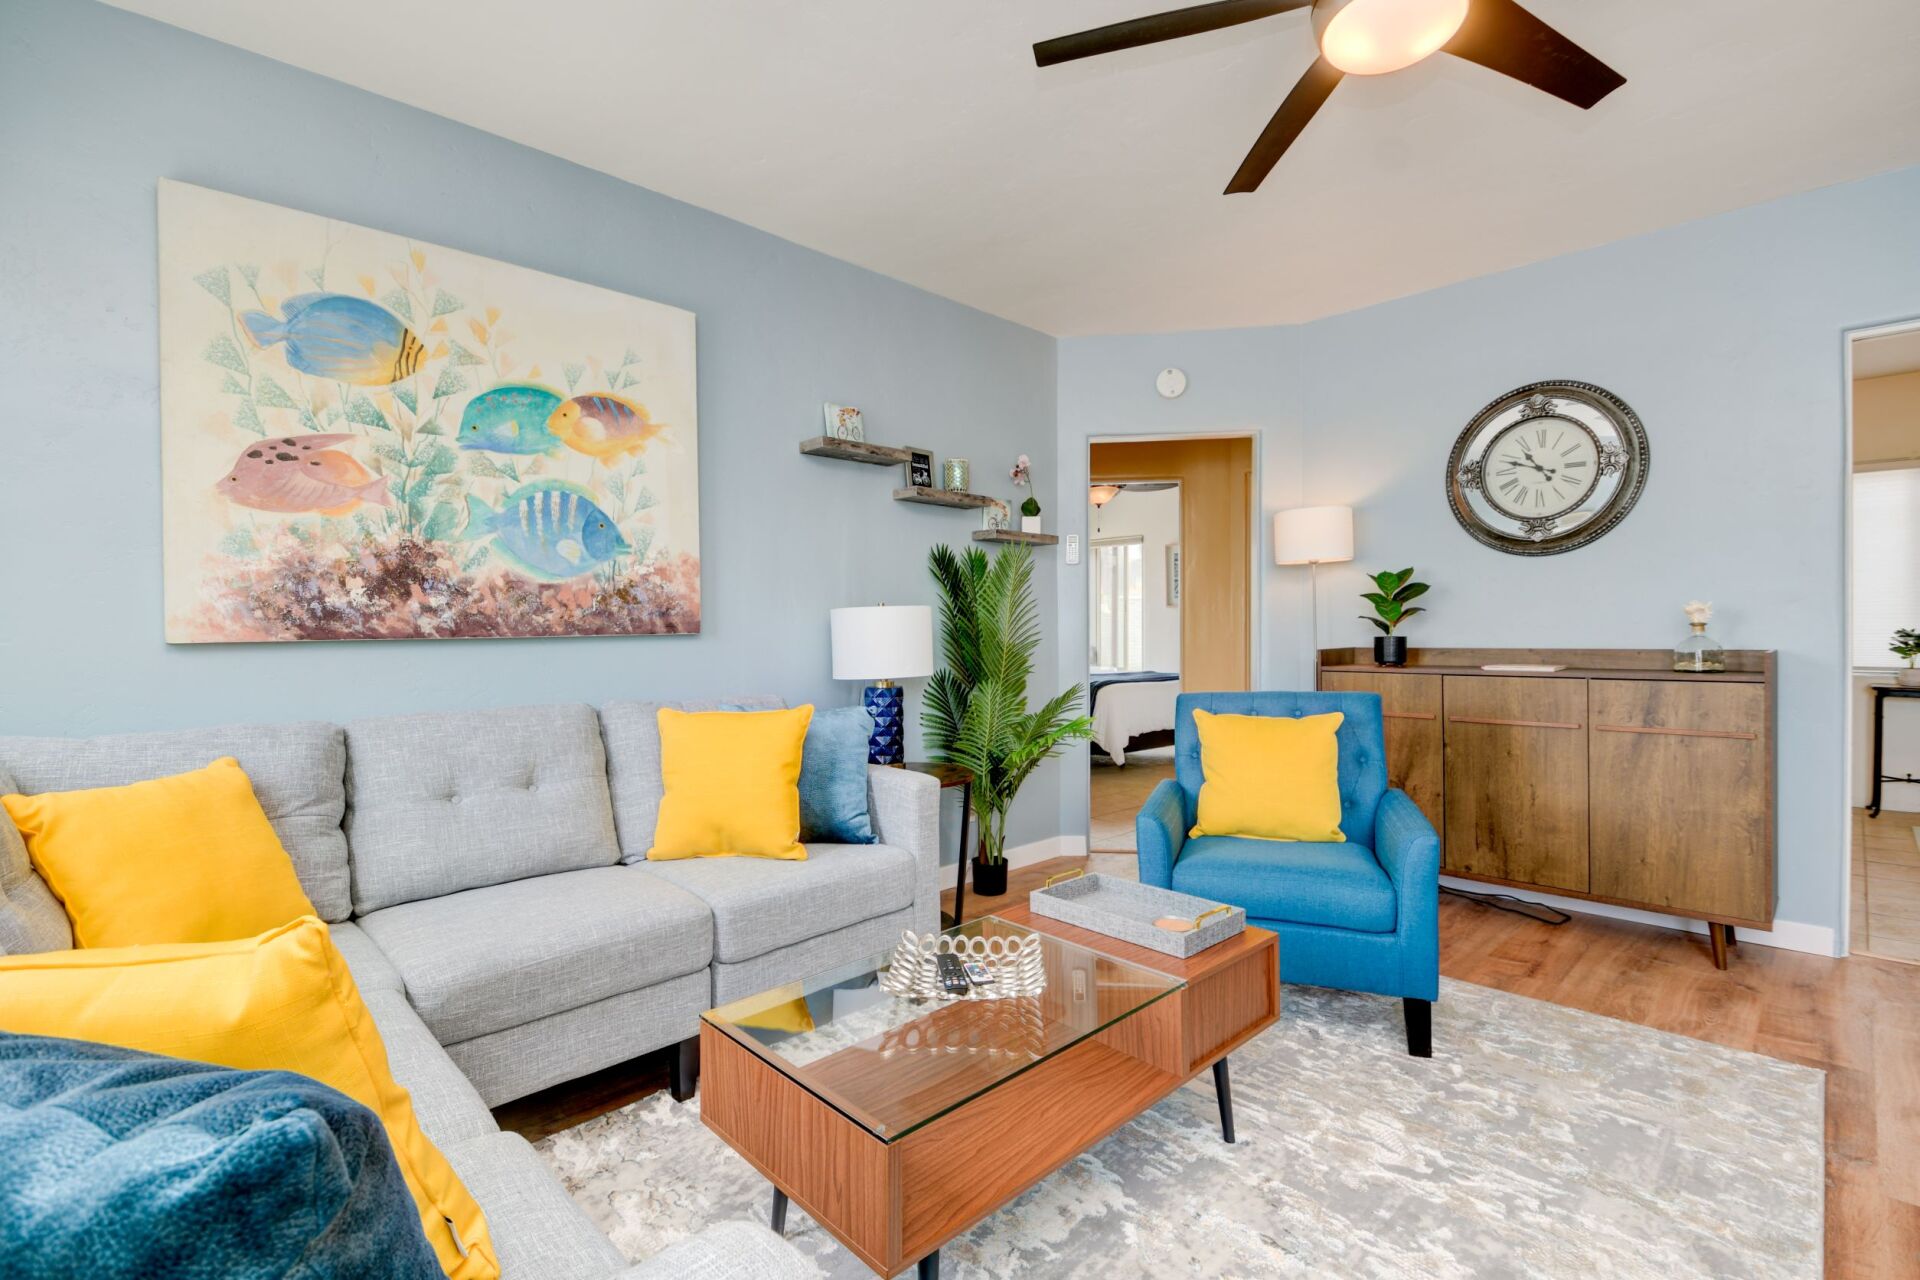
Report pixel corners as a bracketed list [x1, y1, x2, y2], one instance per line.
[698, 907, 1279, 1279]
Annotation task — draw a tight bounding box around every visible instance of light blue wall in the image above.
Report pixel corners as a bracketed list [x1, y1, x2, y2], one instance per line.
[1059, 164, 1920, 939]
[0, 0, 1060, 845]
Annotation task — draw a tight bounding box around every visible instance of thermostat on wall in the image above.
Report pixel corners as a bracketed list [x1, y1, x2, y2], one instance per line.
[1156, 368, 1188, 399]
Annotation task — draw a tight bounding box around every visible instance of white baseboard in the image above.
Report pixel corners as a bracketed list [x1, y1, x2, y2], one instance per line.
[1439, 876, 1839, 958]
[1006, 835, 1087, 867]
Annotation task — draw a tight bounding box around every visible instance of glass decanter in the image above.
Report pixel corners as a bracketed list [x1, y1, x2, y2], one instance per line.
[1673, 621, 1725, 672]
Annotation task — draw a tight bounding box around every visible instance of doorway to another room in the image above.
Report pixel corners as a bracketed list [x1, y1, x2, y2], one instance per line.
[1849, 320, 1920, 964]
[1086, 435, 1254, 860]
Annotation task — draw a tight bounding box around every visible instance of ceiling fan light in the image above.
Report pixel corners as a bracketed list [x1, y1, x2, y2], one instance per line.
[1313, 0, 1469, 76]
[1088, 485, 1122, 508]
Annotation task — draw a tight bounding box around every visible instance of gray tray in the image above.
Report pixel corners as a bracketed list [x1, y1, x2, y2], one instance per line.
[1028, 873, 1245, 958]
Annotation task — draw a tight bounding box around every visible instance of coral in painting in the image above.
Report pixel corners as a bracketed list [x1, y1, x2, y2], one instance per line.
[160, 182, 700, 643]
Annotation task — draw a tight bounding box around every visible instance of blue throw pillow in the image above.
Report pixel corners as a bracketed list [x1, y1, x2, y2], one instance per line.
[799, 705, 877, 844]
[0, 1033, 443, 1280]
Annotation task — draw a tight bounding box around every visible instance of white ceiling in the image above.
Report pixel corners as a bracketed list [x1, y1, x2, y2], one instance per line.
[1855, 329, 1920, 380]
[108, 0, 1920, 336]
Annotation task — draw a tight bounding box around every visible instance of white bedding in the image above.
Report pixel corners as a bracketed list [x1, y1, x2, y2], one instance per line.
[1090, 677, 1181, 766]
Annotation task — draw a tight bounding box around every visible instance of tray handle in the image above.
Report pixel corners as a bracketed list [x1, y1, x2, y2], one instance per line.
[1043, 868, 1086, 888]
[1192, 904, 1231, 929]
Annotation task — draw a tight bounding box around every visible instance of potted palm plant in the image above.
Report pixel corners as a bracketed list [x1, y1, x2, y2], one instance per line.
[923, 544, 1092, 896]
[1361, 566, 1428, 667]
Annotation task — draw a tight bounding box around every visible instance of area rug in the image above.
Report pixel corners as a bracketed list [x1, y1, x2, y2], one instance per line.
[535, 978, 1823, 1278]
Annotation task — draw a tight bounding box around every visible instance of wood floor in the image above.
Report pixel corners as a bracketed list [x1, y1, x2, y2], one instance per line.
[1854, 806, 1920, 963]
[1088, 748, 1173, 853]
[498, 852, 1920, 1277]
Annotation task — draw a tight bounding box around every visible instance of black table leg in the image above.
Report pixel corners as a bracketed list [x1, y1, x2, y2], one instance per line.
[917, 1249, 940, 1279]
[770, 1188, 787, 1236]
[1212, 1057, 1236, 1144]
[946, 783, 972, 928]
[1871, 687, 1886, 818]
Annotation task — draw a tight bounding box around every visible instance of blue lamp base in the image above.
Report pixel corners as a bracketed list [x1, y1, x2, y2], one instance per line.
[863, 683, 904, 765]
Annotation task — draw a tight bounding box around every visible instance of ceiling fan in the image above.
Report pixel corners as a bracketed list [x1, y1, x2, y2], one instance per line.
[1034, 0, 1625, 194]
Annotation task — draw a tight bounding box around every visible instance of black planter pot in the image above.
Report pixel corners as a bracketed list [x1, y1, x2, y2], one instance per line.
[1373, 635, 1408, 667]
[971, 856, 1009, 897]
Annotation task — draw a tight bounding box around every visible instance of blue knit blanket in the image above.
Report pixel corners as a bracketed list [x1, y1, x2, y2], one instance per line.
[0, 1033, 442, 1280]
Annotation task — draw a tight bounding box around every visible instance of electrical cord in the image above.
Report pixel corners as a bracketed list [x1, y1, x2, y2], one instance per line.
[1442, 884, 1572, 925]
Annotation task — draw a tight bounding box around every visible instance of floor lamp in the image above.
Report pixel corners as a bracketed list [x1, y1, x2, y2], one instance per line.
[1274, 506, 1354, 673]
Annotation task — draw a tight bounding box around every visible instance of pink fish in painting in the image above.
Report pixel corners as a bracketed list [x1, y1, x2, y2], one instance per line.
[217, 434, 393, 515]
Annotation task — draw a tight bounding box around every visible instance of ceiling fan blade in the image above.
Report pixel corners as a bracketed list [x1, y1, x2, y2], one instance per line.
[1442, 0, 1625, 109]
[1225, 56, 1342, 194]
[1034, 0, 1310, 67]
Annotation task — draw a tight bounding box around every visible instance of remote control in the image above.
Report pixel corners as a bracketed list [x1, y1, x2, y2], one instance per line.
[935, 953, 971, 994]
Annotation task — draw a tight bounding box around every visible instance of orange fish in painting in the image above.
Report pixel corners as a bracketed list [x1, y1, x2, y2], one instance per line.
[546, 394, 667, 463]
[217, 434, 393, 515]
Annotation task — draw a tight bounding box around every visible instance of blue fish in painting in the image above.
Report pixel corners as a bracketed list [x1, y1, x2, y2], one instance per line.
[457, 384, 565, 454]
[461, 481, 630, 580]
[239, 293, 426, 386]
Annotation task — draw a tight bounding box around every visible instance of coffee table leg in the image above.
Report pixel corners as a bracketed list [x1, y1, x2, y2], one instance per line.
[770, 1188, 787, 1236]
[1213, 1057, 1236, 1144]
[917, 1249, 940, 1279]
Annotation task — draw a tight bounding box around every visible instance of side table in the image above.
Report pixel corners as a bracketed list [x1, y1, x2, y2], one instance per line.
[1867, 684, 1920, 818]
[901, 762, 972, 927]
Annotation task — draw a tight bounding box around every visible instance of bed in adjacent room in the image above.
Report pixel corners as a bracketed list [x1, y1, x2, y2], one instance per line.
[1088, 670, 1180, 765]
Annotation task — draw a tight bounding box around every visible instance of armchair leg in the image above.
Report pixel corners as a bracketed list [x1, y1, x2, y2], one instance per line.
[1404, 998, 1432, 1058]
[670, 1035, 699, 1101]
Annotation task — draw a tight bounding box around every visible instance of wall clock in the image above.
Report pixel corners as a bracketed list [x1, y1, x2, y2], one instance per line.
[1446, 380, 1649, 556]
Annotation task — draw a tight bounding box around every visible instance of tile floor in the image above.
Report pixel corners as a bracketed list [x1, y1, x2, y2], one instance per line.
[1853, 807, 1920, 964]
[1087, 746, 1174, 853]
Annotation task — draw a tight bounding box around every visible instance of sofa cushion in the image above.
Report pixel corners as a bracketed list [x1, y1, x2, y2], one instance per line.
[0, 766, 72, 957]
[599, 697, 784, 863]
[1171, 836, 1397, 933]
[444, 1132, 625, 1280]
[646, 842, 916, 964]
[0, 723, 351, 922]
[345, 704, 618, 914]
[356, 866, 712, 1045]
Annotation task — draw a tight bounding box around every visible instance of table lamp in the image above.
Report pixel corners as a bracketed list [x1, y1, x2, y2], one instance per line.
[830, 604, 935, 765]
[1273, 506, 1354, 662]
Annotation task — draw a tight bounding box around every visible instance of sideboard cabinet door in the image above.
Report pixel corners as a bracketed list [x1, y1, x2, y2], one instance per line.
[1441, 676, 1590, 891]
[1319, 672, 1444, 835]
[1588, 680, 1770, 923]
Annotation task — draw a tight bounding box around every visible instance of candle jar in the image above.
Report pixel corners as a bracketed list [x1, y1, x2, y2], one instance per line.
[943, 458, 971, 492]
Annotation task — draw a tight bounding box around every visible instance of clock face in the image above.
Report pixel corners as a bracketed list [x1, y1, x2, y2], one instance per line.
[1445, 382, 1649, 556]
[1482, 418, 1601, 518]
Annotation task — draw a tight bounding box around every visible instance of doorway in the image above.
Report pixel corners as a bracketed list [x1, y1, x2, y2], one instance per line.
[1847, 319, 1920, 963]
[1086, 435, 1255, 857]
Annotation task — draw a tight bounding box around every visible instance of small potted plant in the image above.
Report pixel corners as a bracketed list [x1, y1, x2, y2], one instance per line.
[1361, 567, 1427, 667]
[1010, 454, 1042, 533]
[1892, 628, 1920, 687]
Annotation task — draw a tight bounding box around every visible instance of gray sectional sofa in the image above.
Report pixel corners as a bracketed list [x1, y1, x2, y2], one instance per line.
[0, 695, 944, 1279]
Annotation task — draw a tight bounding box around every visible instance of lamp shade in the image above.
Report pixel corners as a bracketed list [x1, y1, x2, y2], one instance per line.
[830, 605, 935, 681]
[1273, 506, 1354, 565]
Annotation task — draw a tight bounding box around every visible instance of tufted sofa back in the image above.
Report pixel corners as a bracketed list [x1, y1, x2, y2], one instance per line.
[1173, 691, 1389, 842]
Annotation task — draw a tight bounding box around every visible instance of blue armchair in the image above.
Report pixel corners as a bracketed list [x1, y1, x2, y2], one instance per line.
[1137, 690, 1441, 1056]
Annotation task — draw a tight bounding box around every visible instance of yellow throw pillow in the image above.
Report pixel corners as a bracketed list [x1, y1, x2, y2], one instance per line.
[648, 706, 813, 861]
[2, 757, 316, 949]
[1189, 709, 1346, 843]
[0, 917, 496, 1280]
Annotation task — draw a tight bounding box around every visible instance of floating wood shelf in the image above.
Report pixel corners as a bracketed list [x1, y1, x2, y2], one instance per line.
[893, 486, 998, 509]
[799, 436, 913, 465]
[972, 529, 1059, 545]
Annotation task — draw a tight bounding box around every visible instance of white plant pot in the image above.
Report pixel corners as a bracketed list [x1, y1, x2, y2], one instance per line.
[1897, 668, 1920, 688]
[1021, 516, 1042, 534]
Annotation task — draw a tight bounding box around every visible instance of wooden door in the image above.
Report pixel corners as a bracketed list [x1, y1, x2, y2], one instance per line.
[1442, 676, 1589, 891]
[1588, 680, 1771, 924]
[1318, 671, 1443, 835]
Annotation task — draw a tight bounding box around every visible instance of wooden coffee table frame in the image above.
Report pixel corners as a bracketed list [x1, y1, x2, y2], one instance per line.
[699, 906, 1278, 1278]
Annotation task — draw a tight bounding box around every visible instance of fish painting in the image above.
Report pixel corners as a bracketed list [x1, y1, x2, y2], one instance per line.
[461, 481, 630, 580]
[239, 293, 426, 386]
[457, 384, 564, 454]
[547, 394, 667, 463]
[217, 434, 393, 515]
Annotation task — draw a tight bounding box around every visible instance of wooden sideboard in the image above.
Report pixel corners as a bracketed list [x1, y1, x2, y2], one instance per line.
[1317, 647, 1776, 967]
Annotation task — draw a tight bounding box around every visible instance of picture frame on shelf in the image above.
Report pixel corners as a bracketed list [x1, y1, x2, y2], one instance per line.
[903, 447, 935, 489]
[823, 402, 864, 442]
[981, 498, 1011, 532]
